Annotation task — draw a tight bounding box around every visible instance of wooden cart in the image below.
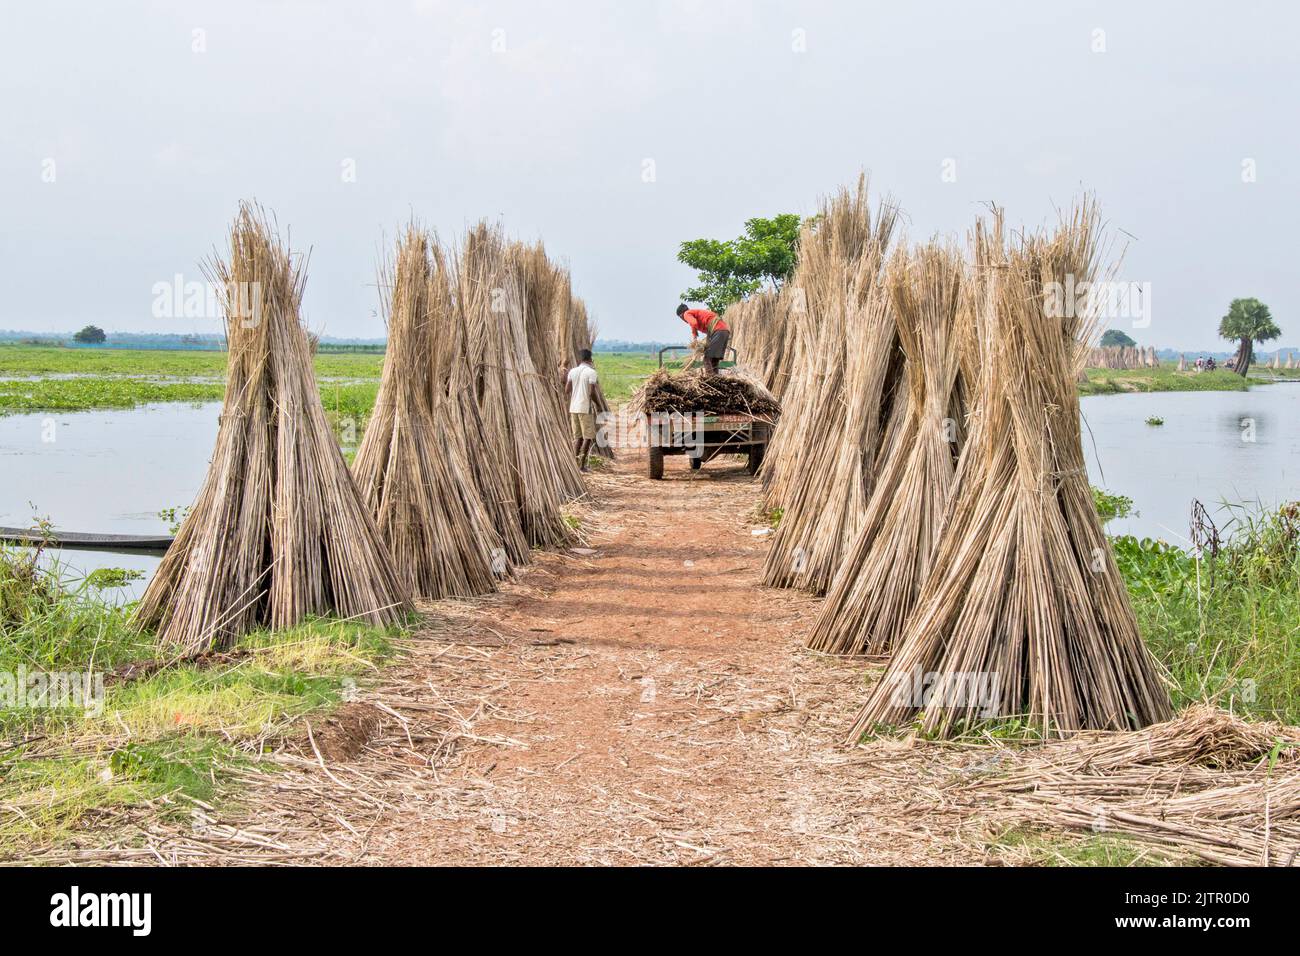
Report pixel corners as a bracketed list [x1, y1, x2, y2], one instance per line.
[645, 413, 771, 480]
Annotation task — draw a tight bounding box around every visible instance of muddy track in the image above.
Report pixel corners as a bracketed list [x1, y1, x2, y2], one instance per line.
[41, 456, 987, 866]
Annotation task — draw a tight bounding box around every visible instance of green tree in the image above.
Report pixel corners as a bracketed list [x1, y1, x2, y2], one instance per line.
[678, 214, 802, 313]
[1218, 298, 1280, 377]
[1099, 329, 1136, 348]
[72, 324, 107, 344]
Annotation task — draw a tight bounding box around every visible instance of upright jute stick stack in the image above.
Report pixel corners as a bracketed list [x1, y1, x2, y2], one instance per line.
[351, 225, 503, 599]
[762, 177, 903, 593]
[454, 223, 580, 549]
[807, 242, 969, 655]
[729, 291, 794, 401]
[848, 204, 1170, 739]
[135, 204, 412, 650]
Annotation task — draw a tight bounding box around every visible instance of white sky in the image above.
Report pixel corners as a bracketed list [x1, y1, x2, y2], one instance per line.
[1, 0, 1295, 348]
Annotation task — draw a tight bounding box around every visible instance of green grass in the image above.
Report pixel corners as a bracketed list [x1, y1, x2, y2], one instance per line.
[1, 547, 156, 674]
[0, 378, 224, 413]
[3, 347, 1294, 415]
[1116, 503, 1300, 725]
[0, 345, 383, 379]
[593, 351, 657, 405]
[0, 345, 385, 416]
[0, 372, 380, 419]
[0, 739, 245, 847]
[0, 546, 405, 857]
[1078, 362, 1300, 396]
[990, 827, 1179, 866]
[1079, 366, 1251, 396]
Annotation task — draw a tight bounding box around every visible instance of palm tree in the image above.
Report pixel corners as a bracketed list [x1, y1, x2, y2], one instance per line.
[1219, 298, 1280, 377]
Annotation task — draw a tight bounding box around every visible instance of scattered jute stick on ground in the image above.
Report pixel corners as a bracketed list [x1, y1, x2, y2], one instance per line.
[953, 706, 1300, 866]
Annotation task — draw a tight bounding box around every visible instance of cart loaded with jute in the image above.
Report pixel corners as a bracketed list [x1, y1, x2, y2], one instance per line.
[629, 360, 780, 479]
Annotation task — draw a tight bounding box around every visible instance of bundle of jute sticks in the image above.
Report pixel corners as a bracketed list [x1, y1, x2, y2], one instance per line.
[139, 209, 599, 647]
[135, 205, 412, 650]
[729, 183, 1170, 738]
[847, 205, 1169, 738]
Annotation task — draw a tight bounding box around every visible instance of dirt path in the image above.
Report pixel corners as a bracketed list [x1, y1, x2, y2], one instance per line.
[54, 456, 987, 866]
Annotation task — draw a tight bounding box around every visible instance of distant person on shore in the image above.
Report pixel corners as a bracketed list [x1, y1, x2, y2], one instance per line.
[676, 304, 730, 375]
[565, 349, 599, 472]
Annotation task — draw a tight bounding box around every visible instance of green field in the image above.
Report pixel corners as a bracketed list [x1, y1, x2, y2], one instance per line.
[6, 346, 1295, 416]
[592, 351, 657, 404]
[0, 344, 656, 414]
[0, 345, 384, 380]
[1080, 363, 1300, 396]
[0, 542, 405, 857]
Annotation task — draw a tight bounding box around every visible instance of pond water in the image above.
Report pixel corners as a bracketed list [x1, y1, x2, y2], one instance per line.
[1, 385, 1297, 602]
[0, 402, 220, 601]
[1081, 384, 1300, 543]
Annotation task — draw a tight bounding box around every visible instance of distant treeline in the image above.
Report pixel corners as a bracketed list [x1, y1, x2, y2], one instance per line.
[593, 340, 676, 352]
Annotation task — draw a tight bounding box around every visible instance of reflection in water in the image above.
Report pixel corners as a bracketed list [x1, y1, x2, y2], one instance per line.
[0, 402, 220, 600]
[1082, 384, 1300, 543]
[1, 386, 1296, 598]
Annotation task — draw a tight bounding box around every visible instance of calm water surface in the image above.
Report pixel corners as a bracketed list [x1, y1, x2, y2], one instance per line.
[0, 402, 219, 601]
[1081, 384, 1300, 543]
[2, 386, 1297, 600]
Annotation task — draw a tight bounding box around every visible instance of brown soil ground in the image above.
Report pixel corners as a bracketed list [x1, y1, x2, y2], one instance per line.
[49, 456, 994, 866]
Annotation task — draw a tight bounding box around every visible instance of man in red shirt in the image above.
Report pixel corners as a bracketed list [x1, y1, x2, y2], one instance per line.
[676, 303, 730, 375]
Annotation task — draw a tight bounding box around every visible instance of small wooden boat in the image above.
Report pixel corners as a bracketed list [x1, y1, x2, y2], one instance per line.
[0, 527, 173, 553]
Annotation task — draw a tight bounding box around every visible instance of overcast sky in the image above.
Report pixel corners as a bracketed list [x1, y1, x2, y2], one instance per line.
[1, 0, 1295, 348]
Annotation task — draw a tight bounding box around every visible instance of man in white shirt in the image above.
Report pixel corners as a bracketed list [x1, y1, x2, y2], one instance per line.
[565, 349, 600, 472]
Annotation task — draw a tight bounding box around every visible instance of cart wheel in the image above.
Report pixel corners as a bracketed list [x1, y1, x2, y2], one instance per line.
[647, 446, 664, 480]
[689, 455, 702, 471]
[746, 444, 765, 475]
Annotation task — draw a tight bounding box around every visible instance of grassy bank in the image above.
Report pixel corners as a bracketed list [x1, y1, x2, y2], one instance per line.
[0, 345, 651, 415]
[0, 374, 379, 418]
[1080, 363, 1300, 396]
[6, 347, 1300, 415]
[0, 345, 385, 416]
[1116, 504, 1300, 725]
[0, 345, 383, 379]
[0, 545, 404, 857]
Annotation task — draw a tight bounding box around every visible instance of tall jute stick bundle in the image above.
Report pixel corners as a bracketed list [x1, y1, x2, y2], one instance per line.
[762, 177, 902, 592]
[729, 291, 794, 401]
[454, 224, 578, 548]
[135, 204, 412, 650]
[438, 337, 532, 569]
[807, 243, 968, 655]
[508, 241, 611, 455]
[848, 204, 1169, 739]
[351, 225, 503, 598]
